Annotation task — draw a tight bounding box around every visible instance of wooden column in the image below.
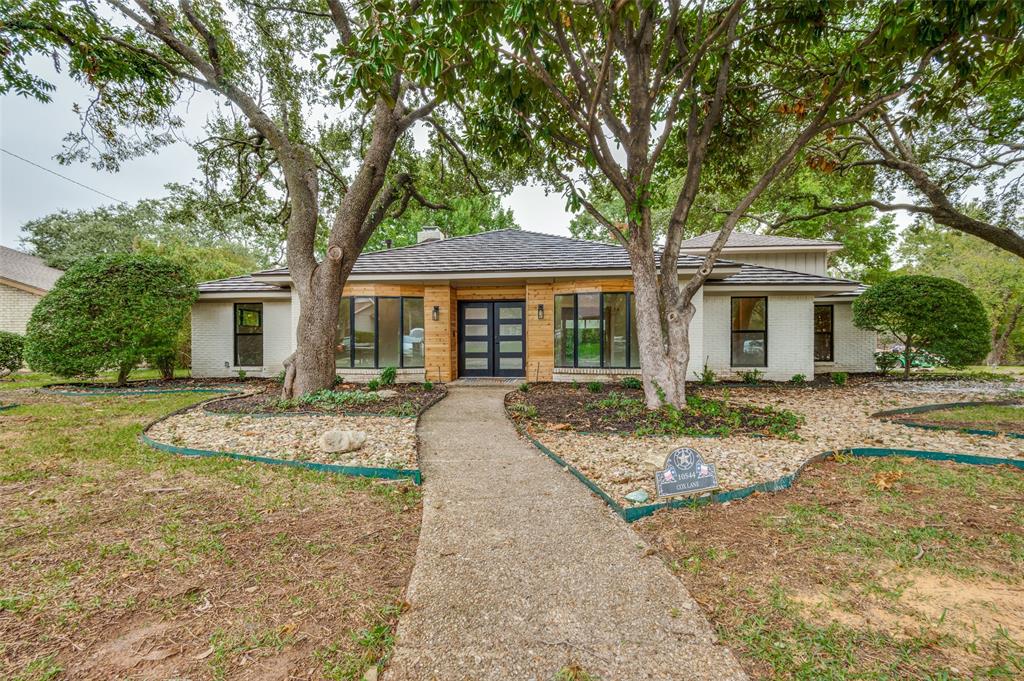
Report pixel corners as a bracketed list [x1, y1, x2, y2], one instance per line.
[424, 283, 454, 382]
[526, 282, 554, 382]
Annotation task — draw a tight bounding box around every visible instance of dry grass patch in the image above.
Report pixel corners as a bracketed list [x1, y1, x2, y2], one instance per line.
[0, 389, 420, 680]
[635, 455, 1024, 679]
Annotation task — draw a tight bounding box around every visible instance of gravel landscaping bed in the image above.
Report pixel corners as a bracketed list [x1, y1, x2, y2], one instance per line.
[205, 380, 446, 416]
[518, 381, 1023, 505]
[147, 410, 418, 468]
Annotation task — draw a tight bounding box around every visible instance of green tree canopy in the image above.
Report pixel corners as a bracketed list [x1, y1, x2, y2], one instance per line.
[24, 254, 197, 384]
[852, 275, 990, 377]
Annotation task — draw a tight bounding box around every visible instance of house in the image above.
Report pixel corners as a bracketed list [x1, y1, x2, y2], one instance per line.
[0, 246, 63, 334]
[190, 229, 876, 383]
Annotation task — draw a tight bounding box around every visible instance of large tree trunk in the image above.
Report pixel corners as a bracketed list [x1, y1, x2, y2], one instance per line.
[987, 302, 1023, 366]
[628, 243, 693, 409]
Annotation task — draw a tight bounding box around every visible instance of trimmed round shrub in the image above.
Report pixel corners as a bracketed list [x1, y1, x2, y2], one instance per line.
[852, 275, 990, 376]
[0, 331, 24, 377]
[24, 254, 196, 384]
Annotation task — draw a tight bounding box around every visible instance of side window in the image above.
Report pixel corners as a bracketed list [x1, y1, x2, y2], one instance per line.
[234, 303, 263, 366]
[731, 297, 767, 367]
[814, 304, 834, 362]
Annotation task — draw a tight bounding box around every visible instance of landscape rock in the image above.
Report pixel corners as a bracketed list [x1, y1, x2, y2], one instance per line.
[320, 429, 367, 453]
[373, 389, 399, 399]
[624, 489, 649, 504]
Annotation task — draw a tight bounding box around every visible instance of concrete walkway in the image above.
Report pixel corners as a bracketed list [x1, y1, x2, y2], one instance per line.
[385, 386, 746, 681]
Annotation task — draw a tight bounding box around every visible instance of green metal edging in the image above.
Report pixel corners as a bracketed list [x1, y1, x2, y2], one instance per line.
[139, 431, 421, 484]
[41, 386, 241, 396]
[0, 403, 18, 412]
[201, 404, 418, 419]
[525, 432, 1023, 523]
[873, 399, 1024, 440]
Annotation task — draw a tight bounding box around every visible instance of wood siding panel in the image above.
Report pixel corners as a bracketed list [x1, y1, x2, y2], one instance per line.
[342, 283, 425, 298]
[454, 286, 527, 300]
[551, 277, 634, 294]
[526, 283, 554, 381]
[424, 284, 454, 382]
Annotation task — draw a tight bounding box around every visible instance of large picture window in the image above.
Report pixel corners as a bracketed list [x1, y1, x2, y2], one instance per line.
[814, 304, 834, 362]
[554, 292, 639, 369]
[234, 303, 263, 367]
[335, 296, 425, 369]
[731, 297, 767, 367]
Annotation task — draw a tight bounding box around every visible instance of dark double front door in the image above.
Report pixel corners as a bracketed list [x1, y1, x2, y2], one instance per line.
[458, 301, 526, 377]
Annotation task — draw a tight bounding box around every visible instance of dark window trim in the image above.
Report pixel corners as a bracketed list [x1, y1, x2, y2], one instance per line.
[338, 295, 424, 370]
[814, 303, 834, 363]
[730, 296, 768, 368]
[554, 291, 636, 369]
[233, 302, 264, 367]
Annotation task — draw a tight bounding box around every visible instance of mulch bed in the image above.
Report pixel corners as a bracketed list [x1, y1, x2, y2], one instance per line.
[205, 380, 447, 416]
[505, 382, 798, 437]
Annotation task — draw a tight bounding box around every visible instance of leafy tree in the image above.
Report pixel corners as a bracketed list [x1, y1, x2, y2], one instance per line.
[0, 332, 24, 378]
[365, 152, 520, 251]
[468, 1, 1013, 408]
[24, 255, 196, 385]
[899, 220, 1024, 366]
[780, 52, 1024, 258]
[852, 275, 990, 378]
[8, 0, 498, 397]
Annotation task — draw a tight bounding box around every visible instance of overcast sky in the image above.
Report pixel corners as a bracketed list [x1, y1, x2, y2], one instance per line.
[0, 57, 573, 251]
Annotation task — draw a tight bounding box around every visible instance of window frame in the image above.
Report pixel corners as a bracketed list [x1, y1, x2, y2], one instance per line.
[233, 302, 264, 367]
[730, 296, 768, 368]
[336, 296, 425, 370]
[814, 304, 834, 363]
[553, 292, 636, 369]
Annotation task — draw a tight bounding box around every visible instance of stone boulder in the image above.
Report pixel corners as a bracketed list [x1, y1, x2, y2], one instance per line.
[320, 429, 367, 453]
[373, 389, 399, 399]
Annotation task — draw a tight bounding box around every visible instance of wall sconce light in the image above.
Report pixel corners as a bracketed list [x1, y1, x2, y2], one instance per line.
[432, 305, 440, 321]
[537, 304, 545, 320]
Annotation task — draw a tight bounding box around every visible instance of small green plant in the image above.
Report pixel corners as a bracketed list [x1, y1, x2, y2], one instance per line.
[385, 400, 418, 417]
[508, 403, 538, 419]
[422, 379, 433, 390]
[740, 369, 763, 385]
[570, 380, 580, 389]
[699, 361, 716, 386]
[830, 371, 848, 386]
[619, 376, 642, 390]
[518, 382, 530, 393]
[273, 369, 287, 384]
[586, 381, 603, 393]
[236, 368, 247, 379]
[0, 331, 24, 377]
[875, 350, 901, 375]
[789, 373, 806, 385]
[299, 389, 382, 408]
[379, 366, 397, 386]
[367, 378, 381, 391]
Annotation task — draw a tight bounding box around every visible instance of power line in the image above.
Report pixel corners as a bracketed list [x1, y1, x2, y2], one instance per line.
[1, 147, 126, 205]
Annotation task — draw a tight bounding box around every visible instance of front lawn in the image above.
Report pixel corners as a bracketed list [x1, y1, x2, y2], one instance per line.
[0, 389, 420, 679]
[907, 403, 1024, 433]
[635, 455, 1024, 679]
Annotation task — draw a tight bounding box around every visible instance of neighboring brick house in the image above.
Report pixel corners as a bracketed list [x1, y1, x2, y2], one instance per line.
[0, 246, 63, 334]
[190, 229, 876, 382]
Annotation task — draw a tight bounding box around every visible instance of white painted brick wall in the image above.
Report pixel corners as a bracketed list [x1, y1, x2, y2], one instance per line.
[191, 300, 292, 377]
[703, 293, 815, 381]
[0, 284, 42, 334]
[815, 301, 876, 374]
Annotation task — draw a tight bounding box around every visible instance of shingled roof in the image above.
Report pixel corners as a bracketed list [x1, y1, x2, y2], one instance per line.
[679, 230, 842, 250]
[196, 274, 291, 295]
[198, 228, 861, 294]
[254, 229, 724, 277]
[0, 246, 63, 293]
[707, 263, 859, 287]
